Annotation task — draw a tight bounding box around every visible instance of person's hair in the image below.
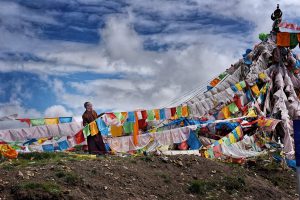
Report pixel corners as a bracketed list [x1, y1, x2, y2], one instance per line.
[84, 102, 91, 109]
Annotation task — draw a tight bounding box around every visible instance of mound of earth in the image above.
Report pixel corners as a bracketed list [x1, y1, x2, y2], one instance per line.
[0, 153, 297, 199]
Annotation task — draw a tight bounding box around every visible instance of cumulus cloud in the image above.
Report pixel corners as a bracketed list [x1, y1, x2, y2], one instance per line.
[44, 105, 73, 117]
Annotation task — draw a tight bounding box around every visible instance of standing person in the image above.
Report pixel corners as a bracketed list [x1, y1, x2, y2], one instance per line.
[82, 102, 106, 155]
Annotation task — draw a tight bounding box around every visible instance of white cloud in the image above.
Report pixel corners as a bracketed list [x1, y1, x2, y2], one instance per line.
[44, 105, 73, 117]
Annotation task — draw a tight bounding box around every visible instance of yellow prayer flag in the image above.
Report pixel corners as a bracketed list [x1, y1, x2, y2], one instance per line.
[265, 119, 272, 127]
[260, 84, 267, 94]
[247, 108, 257, 117]
[37, 138, 48, 144]
[229, 134, 236, 144]
[44, 118, 59, 125]
[218, 139, 223, 144]
[89, 121, 99, 136]
[235, 126, 242, 137]
[251, 84, 260, 96]
[259, 72, 267, 80]
[111, 125, 123, 137]
[235, 83, 243, 91]
[204, 150, 209, 158]
[221, 106, 230, 119]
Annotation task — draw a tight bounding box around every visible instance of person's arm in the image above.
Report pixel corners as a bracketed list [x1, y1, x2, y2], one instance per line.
[97, 113, 105, 118]
[82, 115, 88, 126]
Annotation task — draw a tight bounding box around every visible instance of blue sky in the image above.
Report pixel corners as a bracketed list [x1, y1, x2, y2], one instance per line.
[0, 0, 300, 126]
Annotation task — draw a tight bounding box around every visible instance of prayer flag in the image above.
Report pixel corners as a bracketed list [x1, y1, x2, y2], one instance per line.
[232, 129, 239, 140]
[110, 125, 123, 137]
[228, 102, 239, 114]
[251, 84, 260, 96]
[235, 83, 242, 91]
[218, 72, 227, 80]
[154, 109, 160, 120]
[127, 112, 135, 122]
[141, 110, 148, 119]
[229, 133, 236, 144]
[259, 72, 267, 80]
[235, 126, 243, 139]
[221, 106, 230, 119]
[165, 108, 172, 119]
[123, 122, 134, 135]
[83, 125, 91, 138]
[74, 130, 85, 144]
[239, 81, 246, 88]
[147, 110, 155, 121]
[290, 33, 299, 48]
[30, 118, 45, 126]
[176, 106, 182, 118]
[277, 32, 290, 46]
[42, 144, 54, 152]
[136, 111, 143, 120]
[45, 118, 59, 125]
[159, 109, 166, 119]
[89, 121, 99, 136]
[231, 85, 238, 93]
[106, 113, 116, 119]
[224, 137, 231, 146]
[207, 148, 215, 158]
[170, 107, 176, 117]
[59, 117, 72, 123]
[58, 140, 69, 151]
[213, 145, 222, 158]
[96, 118, 109, 136]
[19, 118, 31, 126]
[187, 131, 202, 150]
[210, 78, 220, 87]
[182, 105, 188, 117]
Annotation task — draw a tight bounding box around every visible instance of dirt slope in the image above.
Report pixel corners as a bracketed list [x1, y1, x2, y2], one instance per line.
[0, 153, 297, 200]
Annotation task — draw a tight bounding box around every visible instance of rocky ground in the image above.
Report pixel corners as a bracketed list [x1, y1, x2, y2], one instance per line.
[0, 152, 297, 200]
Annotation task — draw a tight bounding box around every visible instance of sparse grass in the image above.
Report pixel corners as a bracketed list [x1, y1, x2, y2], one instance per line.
[55, 170, 81, 185]
[12, 182, 62, 196]
[222, 176, 245, 193]
[155, 172, 171, 184]
[189, 176, 246, 195]
[0, 152, 98, 170]
[189, 179, 217, 195]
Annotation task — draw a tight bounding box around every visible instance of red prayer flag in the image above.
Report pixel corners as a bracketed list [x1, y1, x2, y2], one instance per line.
[141, 110, 148, 119]
[19, 118, 31, 126]
[106, 113, 116, 119]
[170, 107, 176, 117]
[74, 130, 85, 144]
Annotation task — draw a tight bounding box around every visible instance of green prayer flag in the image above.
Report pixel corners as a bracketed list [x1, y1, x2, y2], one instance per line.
[228, 102, 239, 114]
[83, 125, 91, 138]
[224, 137, 231, 146]
[207, 148, 215, 158]
[147, 110, 155, 121]
[239, 80, 246, 88]
[114, 112, 124, 121]
[290, 33, 299, 49]
[218, 72, 227, 80]
[176, 106, 182, 118]
[123, 122, 134, 135]
[30, 118, 45, 126]
[258, 33, 269, 41]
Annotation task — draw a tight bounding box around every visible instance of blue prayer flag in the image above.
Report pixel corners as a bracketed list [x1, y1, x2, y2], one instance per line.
[59, 117, 73, 123]
[42, 144, 54, 152]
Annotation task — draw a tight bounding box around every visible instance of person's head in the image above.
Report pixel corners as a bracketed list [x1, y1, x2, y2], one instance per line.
[84, 102, 93, 112]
